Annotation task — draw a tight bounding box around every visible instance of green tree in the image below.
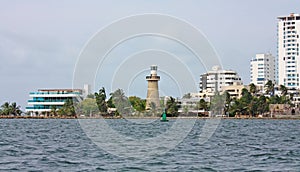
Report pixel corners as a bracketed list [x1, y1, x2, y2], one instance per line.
[279, 84, 288, 97]
[224, 91, 232, 116]
[248, 97, 258, 117]
[129, 96, 146, 112]
[50, 105, 57, 116]
[268, 95, 281, 104]
[257, 95, 269, 114]
[0, 102, 22, 116]
[78, 98, 98, 116]
[10, 102, 22, 116]
[230, 88, 253, 116]
[57, 99, 76, 117]
[279, 85, 290, 104]
[107, 95, 115, 108]
[197, 99, 208, 111]
[111, 89, 133, 116]
[249, 83, 257, 96]
[228, 90, 272, 117]
[0, 102, 11, 116]
[241, 88, 253, 115]
[229, 98, 243, 116]
[94, 87, 107, 114]
[265, 80, 274, 96]
[166, 96, 178, 117]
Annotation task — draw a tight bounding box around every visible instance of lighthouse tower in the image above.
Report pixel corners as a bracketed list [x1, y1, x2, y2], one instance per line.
[146, 65, 160, 110]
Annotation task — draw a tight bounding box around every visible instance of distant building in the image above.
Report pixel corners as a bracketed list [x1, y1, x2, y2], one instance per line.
[277, 13, 300, 89]
[200, 66, 242, 93]
[292, 95, 300, 107]
[26, 84, 90, 115]
[250, 53, 275, 86]
[220, 83, 247, 99]
[190, 92, 213, 100]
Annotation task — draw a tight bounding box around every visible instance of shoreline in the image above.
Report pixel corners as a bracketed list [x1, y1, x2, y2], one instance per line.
[1, 115, 300, 120]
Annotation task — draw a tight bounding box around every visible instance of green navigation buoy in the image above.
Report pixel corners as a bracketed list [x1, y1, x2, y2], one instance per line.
[161, 109, 168, 122]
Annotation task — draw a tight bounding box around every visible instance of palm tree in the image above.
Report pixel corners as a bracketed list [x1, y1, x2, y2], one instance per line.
[279, 85, 288, 97]
[257, 95, 268, 115]
[10, 102, 22, 116]
[111, 89, 133, 116]
[224, 91, 231, 116]
[229, 98, 242, 117]
[0, 102, 11, 116]
[95, 87, 107, 114]
[0, 102, 22, 116]
[166, 96, 178, 117]
[249, 83, 257, 96]
[265, 80, 274, 96]
[248, 97, 258, 117]
[198, 99, 208, 111]
[58, 99, 75, 117]
[240, 88, 252, 115]
[50, 105, 57, 116]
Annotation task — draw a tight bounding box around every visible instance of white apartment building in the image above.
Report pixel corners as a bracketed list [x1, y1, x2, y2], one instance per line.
[277, 13, 300, 89]
[200, 66, 242, 93]
[250, 53, 275, 86]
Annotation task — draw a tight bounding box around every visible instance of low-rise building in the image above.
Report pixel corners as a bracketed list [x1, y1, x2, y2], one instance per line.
[177, 93, 210, 115]
[26, 84, 90, 115]
[220, 83, 247, 99]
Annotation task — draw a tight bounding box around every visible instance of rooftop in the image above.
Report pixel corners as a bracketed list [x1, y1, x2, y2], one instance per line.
[38, 89, 82, 92]
[278, 13, 300, 20]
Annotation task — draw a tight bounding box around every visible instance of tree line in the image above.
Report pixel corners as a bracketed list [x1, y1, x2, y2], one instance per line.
[193, 81, 294, 117]
[77, 87, 178, 117]
[3, 81, 288, 117]
[0, 102, 22, 116]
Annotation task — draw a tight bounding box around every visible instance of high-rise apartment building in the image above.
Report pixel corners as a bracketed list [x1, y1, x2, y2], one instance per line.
[250, 53, 275, 86]
[277, 13, 300, 89]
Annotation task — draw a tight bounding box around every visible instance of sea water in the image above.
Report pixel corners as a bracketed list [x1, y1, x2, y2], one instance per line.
[0, 119, 299, 171]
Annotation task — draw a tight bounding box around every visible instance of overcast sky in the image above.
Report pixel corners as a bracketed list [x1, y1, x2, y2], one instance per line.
[0, 0, 299, 109]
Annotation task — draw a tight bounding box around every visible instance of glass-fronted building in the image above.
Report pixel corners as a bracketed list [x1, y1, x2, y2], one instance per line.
[26, 85, 90, 115]
[25, 89, 83, 114]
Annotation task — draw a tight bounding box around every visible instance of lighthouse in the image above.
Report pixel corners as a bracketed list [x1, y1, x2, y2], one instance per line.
[146, 65, 160, 110]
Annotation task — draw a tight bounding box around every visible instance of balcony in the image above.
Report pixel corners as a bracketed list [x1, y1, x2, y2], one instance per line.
[28, 99, 66, 103]
[146, 76, 160, 80]
[29, 92, 81, 95]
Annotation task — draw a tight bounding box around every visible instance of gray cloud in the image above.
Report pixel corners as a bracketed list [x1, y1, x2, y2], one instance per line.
[0, 0, 299, 109]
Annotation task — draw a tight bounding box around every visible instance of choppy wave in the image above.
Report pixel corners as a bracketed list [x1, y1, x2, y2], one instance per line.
[0, 119, 299, 171]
